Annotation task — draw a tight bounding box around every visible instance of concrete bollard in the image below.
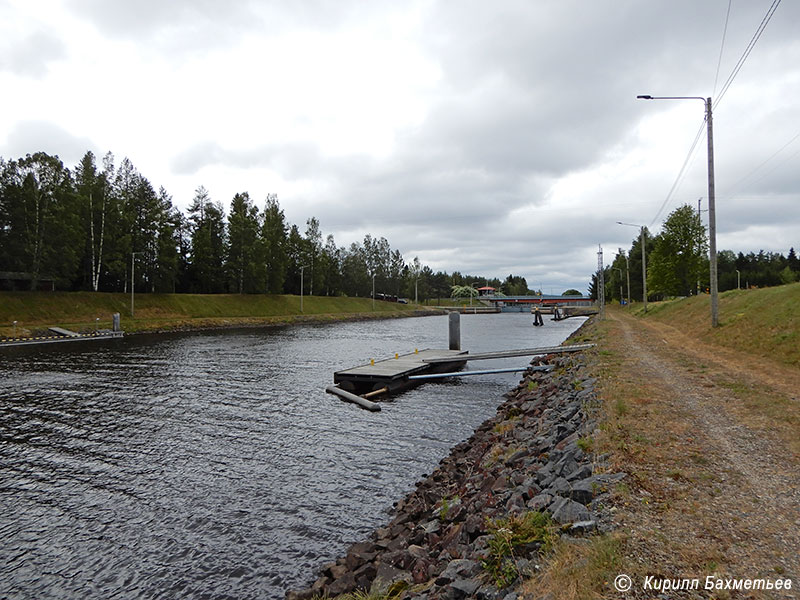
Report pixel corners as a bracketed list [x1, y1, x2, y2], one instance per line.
[448, 311, 461, 350]
[112, 313, 120, 332]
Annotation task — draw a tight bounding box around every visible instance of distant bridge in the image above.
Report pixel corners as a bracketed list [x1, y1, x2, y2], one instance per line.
[478, 294, 594, 313]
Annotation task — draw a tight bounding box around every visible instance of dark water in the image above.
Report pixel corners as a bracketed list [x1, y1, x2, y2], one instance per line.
[0, 313, 585, 599]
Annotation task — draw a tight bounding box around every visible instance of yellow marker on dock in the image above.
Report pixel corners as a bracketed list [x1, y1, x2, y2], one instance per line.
[395, 353, 399, 359]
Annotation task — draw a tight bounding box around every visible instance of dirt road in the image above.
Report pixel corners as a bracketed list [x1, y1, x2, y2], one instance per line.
[595, 310, 799, 598]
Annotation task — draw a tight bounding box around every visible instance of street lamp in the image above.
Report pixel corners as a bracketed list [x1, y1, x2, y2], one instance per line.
[300, 264, 310, 312]
[637, 94, 718, 327]
[617, 222, 647, 312]
[736, 269, 741, 290]
[624, 251, 631, 306]
[613, 268, 623, 305]
[372, 274, 376, 310]
[131, 251, 144, 317]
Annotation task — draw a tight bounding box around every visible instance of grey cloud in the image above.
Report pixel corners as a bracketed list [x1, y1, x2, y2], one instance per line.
[2, 120, 98, 165]
[0, 30, 66, 78]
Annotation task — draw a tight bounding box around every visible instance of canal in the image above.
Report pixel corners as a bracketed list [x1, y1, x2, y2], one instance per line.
[0, 313, 586, 599]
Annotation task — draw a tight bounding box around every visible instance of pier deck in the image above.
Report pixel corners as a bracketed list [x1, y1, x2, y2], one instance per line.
[334, 349, 468, 394]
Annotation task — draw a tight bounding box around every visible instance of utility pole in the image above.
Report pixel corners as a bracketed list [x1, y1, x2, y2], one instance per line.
[617, 223, 647, 312]
[624, 251, 631, 306]
[705, 97, 719, 327]
[597, 245, 605, 318]
[638, 95, 718, 326]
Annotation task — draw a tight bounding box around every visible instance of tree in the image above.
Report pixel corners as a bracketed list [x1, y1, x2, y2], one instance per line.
[188, 186, 226, 293]
[227, 192, 260, 293]
[0, 152, 80, 289]
[304, 217, 323, 295]
[501, 274, 529, 296]
[647, 205, 708, 297]
[562, 289, 582, 296]
[260, 193, 287, 294]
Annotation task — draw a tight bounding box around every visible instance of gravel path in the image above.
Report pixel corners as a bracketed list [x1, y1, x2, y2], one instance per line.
[609, 311, 799, 598]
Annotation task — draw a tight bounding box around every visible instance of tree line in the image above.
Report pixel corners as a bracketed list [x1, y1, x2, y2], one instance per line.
[1, 151, 551, 300]
[591, 203, 799, 302]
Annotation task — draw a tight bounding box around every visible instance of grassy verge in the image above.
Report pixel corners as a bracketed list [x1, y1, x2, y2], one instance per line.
[522, 283, 800, 598]
[0, 291, 434, 336]
[630, 282, 800, 367]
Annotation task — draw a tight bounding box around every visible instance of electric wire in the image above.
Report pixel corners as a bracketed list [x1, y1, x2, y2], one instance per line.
[712, 0, 733, 98]
[648, 119, 706, 229]
[648, 0, 783, 228]
[723, 129, 800, 198]
[714, 0, 782, 109]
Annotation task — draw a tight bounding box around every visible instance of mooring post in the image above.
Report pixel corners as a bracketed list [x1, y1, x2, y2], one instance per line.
[448, 311, 461, 350]
[112, 313, 120, 332]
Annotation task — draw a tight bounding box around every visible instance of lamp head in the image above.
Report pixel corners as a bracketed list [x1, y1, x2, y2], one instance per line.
[636, 95, 653, 100]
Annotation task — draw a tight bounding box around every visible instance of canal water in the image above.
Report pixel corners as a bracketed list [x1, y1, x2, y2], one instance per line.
[0, 313, 585, 599]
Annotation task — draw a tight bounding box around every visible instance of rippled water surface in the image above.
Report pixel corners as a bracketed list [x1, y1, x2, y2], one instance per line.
[0, 313, 585, 598]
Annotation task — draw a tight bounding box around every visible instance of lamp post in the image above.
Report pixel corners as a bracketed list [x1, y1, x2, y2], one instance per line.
[637, 94, 718, 327]
[736, 269, 741, 290]
[300, 264, 310, 312]
[623, 251, 631, 306]
[617, 222, 647, 312]
[372, 273, 376, 310]
[613, 268, 623, 305]
[470, 282, 480, 307]
[131, 251, 144, 317]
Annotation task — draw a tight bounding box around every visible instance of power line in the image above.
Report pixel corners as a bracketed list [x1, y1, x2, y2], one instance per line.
[723, 129, 800, 197]
[715, 0, 782, 109]
[648, 119, 706, 228]
[712, 0, 733, 97]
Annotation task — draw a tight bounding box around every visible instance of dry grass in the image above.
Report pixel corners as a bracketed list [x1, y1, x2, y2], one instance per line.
[0, 291, 428, 336]
[525, 294, 800, 598]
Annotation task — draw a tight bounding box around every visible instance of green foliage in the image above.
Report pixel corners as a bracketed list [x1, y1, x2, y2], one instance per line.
[562, 288, 582, 296]
[482, 511, 555, 588]
[647, 204, 708, 298]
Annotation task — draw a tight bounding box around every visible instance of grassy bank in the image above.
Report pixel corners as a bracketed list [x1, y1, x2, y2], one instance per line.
[521, 284, 800, 599]
[0, 291, 430, 336]
[632, 281, 800, 367]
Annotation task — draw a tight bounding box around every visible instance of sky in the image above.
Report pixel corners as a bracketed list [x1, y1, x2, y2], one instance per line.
[1, 0, 798, 294]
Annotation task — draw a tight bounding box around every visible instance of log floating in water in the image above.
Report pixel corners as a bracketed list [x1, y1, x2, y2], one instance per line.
[325, 385, 382, 412]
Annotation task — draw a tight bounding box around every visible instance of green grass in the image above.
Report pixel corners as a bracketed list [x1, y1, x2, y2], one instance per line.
[0, 291, 428, 335]
[640, 282, 800, 367]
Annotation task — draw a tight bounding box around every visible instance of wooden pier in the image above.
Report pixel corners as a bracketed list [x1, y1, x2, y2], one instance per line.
[334, 349, 468, 395]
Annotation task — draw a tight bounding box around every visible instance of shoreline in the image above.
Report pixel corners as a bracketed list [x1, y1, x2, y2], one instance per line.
[0, 309, 445, 345]
[286, 317, 623, 599]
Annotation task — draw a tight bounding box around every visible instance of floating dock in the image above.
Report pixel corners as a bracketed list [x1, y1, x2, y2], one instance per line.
[334, 349, 469, 396]
[0, 329, 124, 347]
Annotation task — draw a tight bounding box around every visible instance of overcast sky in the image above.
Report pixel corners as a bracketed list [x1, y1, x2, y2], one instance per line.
[2, 0, 798, 294]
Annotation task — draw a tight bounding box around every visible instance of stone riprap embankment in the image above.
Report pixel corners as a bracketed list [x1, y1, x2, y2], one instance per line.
[286, 350, 625, 600]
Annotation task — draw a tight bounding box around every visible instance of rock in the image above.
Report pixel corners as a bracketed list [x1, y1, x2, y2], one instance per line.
[569, 520, 597, 534]
[550, 497, 592, 524]
[448, 578, 481, 598]
[408, 544, 429, 559]
[527, 492, 553, 510]
[371, 562, 410, 594]
[569, 480, 594, 505]
[285, 589, 315, 600]
[566, 464, 592, 482]
[327, 572, 356, 596]
[546, 476, 570, 497]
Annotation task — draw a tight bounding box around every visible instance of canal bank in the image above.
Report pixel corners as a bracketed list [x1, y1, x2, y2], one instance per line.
[286, 318, 625, 599]
[0, 291, 434, 339]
